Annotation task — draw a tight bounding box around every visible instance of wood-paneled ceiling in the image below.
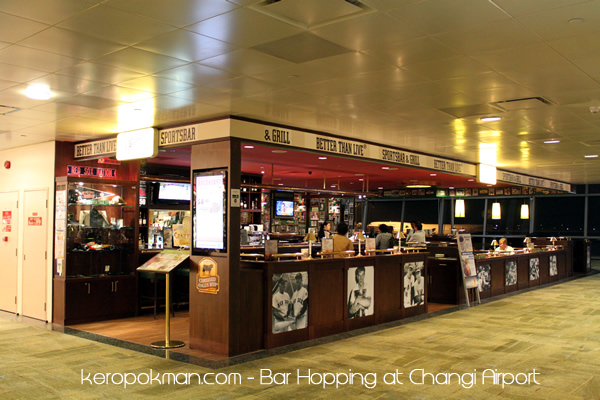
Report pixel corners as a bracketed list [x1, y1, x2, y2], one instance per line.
[2, 0, 600, 184]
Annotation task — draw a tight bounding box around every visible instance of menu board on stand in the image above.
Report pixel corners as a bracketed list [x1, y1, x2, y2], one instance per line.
[457, 233, 481, 307]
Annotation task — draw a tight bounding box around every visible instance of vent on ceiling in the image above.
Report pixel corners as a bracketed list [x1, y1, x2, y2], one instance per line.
[252, 32, 352, 63]
[438, 103, 505, 119]
[0, 105, 20, 115]
[251, 0, 375, 29]
[491, 97, 554, 111]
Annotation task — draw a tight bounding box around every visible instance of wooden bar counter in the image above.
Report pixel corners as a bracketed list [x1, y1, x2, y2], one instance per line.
[241, 252, 429, 350]
[473, 248, 571, 302]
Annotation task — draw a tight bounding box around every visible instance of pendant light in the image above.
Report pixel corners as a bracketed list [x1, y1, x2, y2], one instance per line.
[520, 203, 529, 219]
[455, 199, 465, 218]
[491, 202, 501, 219]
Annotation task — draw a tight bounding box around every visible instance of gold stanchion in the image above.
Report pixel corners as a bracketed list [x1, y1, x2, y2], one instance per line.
[151, 272, 185, 349]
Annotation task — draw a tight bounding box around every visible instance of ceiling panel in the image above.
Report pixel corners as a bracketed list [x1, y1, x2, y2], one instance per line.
[514, 2, 600, 41]
[1, 1, 600, 184]
[186, 8, 303, 48]
[133, 29, 237, 63]
[311, 13, 425, 51]
[155, 63, 239, 86]
[117, 76, 194, 95]
[57, 62, 145, 85]
[93, 47, 189, 75]
[17, 27, 126, 61]
[0, 0, 103, 25]
[0, 45, 82, 73]
[57, 4, 176, 45]
[106, 0, 239, 27]
[199, 49, 295, 76]
[0, 12, 49, 44]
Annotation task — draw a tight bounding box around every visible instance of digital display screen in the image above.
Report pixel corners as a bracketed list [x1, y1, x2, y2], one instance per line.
[192, 169, 227, 253]
[158, 182, 191, 201]
[275, 200, 294, 217]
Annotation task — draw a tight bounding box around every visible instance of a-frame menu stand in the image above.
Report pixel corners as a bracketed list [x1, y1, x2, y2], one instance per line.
[457, 233, 481, 307]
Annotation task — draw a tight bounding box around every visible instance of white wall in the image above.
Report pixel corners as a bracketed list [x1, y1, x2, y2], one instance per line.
[0, 141, 56, 321]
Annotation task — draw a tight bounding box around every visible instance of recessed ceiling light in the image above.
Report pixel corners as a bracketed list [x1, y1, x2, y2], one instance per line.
[468, 179, 475, 182]
[260, 170, 265, 174]
[584, 154, 598, 158]
[544, 140, 560, 144]
[381, 166, 389, 170]
[481, 116, 502, 122]
[244, 145, 254, 149]
[449, 186, 454, 189]
[278, 183, 284, 186]
[330, 185, 336, 188]
[318, 156, 327, 160]
[378, 187, 383, 189]
[272, 150, 287, 154]
[23, 84, 53, 100]
[358, 178, 364, 181]
[430, 173, 437, 176]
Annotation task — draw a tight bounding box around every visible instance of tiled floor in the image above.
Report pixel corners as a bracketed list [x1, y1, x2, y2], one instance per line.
[1, 264, 599, 399]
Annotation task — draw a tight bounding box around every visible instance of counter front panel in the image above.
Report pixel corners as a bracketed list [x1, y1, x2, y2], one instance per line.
[243, 252, 429, 350]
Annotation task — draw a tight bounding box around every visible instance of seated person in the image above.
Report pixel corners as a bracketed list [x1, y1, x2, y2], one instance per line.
[375, 224, 394, 249]
[407, 222, 426, 244]
[496, 238, 514, 253]
[332, 222, 354, 258]
[317, 221, 332, 241]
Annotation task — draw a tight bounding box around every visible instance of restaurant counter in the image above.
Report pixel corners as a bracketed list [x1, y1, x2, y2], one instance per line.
[425, 245, 573, 305]
[240, 252, 429, 350]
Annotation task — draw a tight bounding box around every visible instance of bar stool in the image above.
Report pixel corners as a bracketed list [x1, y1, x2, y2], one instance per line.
[172, 267, 190, 311]
[138, 271, 175, 319]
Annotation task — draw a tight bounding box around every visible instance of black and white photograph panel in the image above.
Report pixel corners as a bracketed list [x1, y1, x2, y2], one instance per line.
[272, 271, 308, 334]
[505, 260, 517, 286]
[477, 264, 492, 292]
[403, 261, 425, 308]
[529, 258, 540, 281]
[347, 266, 374, 319]
[549, 255, 558, 277]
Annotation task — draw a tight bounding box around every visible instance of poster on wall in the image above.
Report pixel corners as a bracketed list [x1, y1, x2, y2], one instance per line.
[272, 271, 308, 333]
[192, 169, 227, 254]
[477, 264, 491, 292]
[529, 258, 540, 281]
[403, 261, 425, 308]
[549, 255, 558, 276]
[347, 266, 374, 318]
[506, 261, 517, 286]
[196, 257, 220, 294]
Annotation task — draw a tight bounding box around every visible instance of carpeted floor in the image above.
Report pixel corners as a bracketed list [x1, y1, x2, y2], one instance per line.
[1, 265, 599, 399]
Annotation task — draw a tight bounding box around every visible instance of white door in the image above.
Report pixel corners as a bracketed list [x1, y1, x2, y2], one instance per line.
[22, 189, 48, 321]
[0, 191, 18, 313]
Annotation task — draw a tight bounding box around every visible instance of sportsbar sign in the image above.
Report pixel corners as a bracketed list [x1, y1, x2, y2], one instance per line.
[499, 171, 571, 192]
[74, 139, 117, 158]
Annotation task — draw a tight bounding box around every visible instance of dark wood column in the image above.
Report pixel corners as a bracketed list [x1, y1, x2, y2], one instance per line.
[189, 138, 242, 356]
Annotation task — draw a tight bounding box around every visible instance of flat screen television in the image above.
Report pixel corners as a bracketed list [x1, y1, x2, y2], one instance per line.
[158, 182, 191, 201]
[192, 169, 228, 254]
[275, 200, 294, 217]
[272, 191, 294, 219]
